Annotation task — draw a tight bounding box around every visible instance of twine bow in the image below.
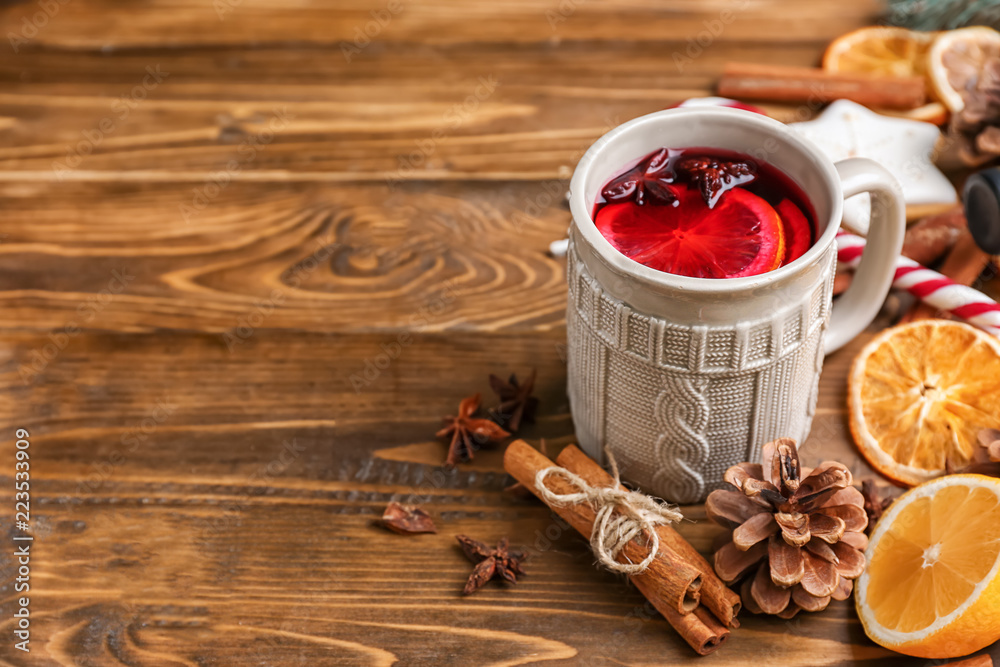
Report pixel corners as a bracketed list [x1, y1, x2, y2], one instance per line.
[534, 450, 682, 575]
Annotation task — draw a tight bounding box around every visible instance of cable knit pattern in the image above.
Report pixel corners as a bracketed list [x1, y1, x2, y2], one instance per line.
[566, 237, 836, 503]
[654, 376, 711, 503]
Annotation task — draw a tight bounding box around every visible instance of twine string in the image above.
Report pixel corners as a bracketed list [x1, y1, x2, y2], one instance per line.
[534, 450, 682, 575]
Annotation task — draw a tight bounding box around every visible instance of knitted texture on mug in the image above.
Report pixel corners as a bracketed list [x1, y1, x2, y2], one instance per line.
[565, 237, 835, 503]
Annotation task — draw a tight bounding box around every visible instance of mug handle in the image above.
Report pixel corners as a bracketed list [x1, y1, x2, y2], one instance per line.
[825, 158, 906, 353]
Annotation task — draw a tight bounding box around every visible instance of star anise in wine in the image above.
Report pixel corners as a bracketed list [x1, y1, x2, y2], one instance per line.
[600, 148, 678, 206]
[860, 480, 894, 536]
[488, 368, 539, 432]
[674, 156, 756, 208]
[437, 393, 510, 466]
[456, 534, 526, 595]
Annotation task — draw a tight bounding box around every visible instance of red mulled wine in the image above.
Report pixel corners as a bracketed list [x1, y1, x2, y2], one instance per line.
[592, 147, 816, 279]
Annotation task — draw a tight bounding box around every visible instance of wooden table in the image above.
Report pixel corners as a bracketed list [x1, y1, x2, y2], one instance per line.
[0, 0, 996, 664]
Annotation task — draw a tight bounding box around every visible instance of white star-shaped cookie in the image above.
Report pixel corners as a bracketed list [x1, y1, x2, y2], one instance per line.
[790, 99, 956, 234]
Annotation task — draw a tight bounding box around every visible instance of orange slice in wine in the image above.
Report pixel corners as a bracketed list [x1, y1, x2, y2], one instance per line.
[777, 198, 813, 265]
[595, 186, 785, 279]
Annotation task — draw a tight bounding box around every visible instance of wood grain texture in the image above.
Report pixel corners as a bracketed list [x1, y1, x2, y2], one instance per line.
[0, 0, 997, 664]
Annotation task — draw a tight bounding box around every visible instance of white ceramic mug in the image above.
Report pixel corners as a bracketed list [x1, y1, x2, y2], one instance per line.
[566, 108, 905, 503]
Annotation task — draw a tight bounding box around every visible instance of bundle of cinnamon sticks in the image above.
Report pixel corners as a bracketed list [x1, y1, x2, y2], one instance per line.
[504, 440, 740, 656]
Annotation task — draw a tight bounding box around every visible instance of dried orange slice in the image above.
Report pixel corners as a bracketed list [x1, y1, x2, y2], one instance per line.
[848, 321, 1000, 487]
[928, 26, 1000, 112]
[876, 101, 948, 125]
[823, 26, 935, 78]
[856, 474, 1000, 658]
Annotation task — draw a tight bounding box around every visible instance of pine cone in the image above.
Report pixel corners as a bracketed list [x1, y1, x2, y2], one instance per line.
[949, 56, 1000, 165]
[705, 438, 868, 618]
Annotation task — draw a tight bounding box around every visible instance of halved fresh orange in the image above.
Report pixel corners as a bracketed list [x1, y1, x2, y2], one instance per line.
[595, 185, 784, 279]
[823, 26, 935, 79]
[856, 474, 1000, 658]
[928, 26, 1000, 112]
[848, 321, 1000, 487]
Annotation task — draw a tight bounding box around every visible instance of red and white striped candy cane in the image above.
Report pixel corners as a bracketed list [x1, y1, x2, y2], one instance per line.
[837, 231, 1000, 337]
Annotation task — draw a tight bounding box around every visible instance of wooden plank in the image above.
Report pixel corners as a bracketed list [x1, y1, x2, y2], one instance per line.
[0, 181, 572, 333]
[0, 0, 883, 49]
[0, 329, 573, 462]
[0, 44, 829, 182]
[0, 328, 861, 473]
[0, 497, 918, 666]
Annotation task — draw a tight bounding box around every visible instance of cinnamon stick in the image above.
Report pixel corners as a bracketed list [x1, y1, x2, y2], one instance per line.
[902, 205, 966, 267]
[938, 657, 993, 667]
[556, 445, 741, 628]
[718, 63, 926, 110]
[662, 605, 729, 656]
[900, 230, 993, 323]
[504, 441, 702, 615]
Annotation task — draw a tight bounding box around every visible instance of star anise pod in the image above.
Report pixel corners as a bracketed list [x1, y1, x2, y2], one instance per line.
[380, 501, 437, 535]
[706, 438, 867, 618]
[859, 480, 894, 536]
[437, 393, 510, 466]
[456, 534, 527, 595]
[674, 156, 756, 208]
[600, 147, 678, 206]
[488, 368, 539, 432]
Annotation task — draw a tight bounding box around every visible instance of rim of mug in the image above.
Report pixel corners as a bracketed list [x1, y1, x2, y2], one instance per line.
[568, 107, 843, 294]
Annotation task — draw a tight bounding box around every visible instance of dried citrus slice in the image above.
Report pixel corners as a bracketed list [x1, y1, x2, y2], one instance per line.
[856, 474, 1000, 658]
[928, 26, 1000, 112]
[823, 26, 935, 78]
[595, 186, 784, 279]
[877, 101, 949, 124]
[848, 321, 1000, 487]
